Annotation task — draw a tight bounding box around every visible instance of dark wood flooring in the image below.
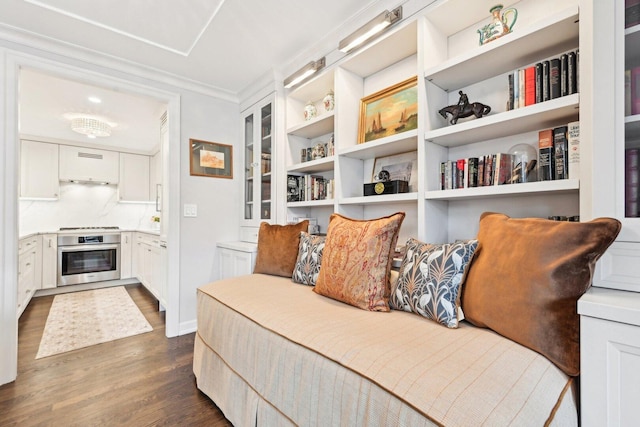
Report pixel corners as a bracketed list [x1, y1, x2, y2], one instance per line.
[0, 284, 232, 427]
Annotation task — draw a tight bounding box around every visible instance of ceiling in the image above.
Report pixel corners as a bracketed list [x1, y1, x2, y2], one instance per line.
[3, 0, 389, 153]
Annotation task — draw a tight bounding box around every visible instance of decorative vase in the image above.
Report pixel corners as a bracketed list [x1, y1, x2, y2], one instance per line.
[477, 4, 518, 46]
[304, 101, 317, 121]
[323, 90, 335, 112]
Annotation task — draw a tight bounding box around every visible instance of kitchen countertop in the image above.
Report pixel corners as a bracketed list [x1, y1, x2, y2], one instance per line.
[20, 228, 162, 240]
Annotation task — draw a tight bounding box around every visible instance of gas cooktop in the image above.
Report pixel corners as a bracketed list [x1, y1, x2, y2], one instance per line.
[59, 226, 120, 231]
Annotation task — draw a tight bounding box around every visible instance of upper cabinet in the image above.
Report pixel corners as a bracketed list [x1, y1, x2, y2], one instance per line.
[59, 145, 119, 184]
[242, 94, 275, 226]
[20, 140, 59, 199]
[119, 152, 150, 202]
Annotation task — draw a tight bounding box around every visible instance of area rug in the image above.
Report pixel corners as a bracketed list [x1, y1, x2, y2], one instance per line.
[36, 286, 153, 359]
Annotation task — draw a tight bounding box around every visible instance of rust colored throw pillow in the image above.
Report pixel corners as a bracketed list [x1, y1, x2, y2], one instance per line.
[314, 212, 405, 311]
[462, 212, 621, 376]
[253, 220, 309, 277]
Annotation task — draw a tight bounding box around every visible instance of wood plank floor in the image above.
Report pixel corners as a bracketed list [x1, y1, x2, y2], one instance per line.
[0, 284, 232, 426]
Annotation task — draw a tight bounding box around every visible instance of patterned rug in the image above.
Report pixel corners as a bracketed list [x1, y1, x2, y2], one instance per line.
[36, 286, 153, 359]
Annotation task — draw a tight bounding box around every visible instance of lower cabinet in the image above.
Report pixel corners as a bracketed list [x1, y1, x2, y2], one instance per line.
[120, 232, 133, 279]
[40, 233, 57, 289]
[216, 241, 257, 280]
[133, 232, 167, 308]
[17, 235, 41, 318]
[579, 287, 640, 426]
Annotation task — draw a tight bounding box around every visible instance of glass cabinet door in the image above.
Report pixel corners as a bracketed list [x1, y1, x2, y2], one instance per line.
[242, 94, 274, 225]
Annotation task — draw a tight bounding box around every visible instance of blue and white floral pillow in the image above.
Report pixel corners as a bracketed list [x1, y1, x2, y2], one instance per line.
[390, 238, 478, 328]
[292, 232, 325, 286]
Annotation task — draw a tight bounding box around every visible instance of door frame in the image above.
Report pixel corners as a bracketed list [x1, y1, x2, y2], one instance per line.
[0, 48, 182, 385]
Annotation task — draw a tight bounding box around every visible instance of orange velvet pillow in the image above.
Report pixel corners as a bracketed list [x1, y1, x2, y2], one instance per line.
[253, 221, 309, 277]
[314, 212, 405, 311]
[462, 212, 621, 376]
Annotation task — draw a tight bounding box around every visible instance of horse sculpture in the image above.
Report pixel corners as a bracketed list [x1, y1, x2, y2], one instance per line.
[439, 102, 491, 125]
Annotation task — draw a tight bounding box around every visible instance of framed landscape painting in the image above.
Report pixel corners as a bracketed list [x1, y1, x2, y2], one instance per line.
[358, 76, 418, 144]
[189, 139, 233, 178]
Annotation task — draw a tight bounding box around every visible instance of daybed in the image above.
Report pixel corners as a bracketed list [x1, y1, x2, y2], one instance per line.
[193, 213, 621, 426]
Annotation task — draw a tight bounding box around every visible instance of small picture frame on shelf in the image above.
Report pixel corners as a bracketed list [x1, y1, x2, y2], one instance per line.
[371, 151, 418, 191]
[358, 76, 418, 144]
[189, 139, 233, 179]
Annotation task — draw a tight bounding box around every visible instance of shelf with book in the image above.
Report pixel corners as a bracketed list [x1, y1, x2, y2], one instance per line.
[424, 94, 579, 147]
[287, 199, 334, 208]
[340, 130, 418, 160]
[287, 156, 335, 174]
[424, 6, 579, 91]
[287, 113, 335, 138]
[425, 179, 579, 201]
[339, 192, 418, 206]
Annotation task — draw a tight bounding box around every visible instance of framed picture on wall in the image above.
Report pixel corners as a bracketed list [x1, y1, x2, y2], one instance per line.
[358, 76, 418, 144]
[189, 139, 233, 179]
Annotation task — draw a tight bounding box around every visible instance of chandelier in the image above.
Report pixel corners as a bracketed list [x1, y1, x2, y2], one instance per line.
[70, 117, 112, 138]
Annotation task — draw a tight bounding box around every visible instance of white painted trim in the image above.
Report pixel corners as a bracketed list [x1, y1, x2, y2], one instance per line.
[0, 48, 182, 384]
[0, 25, 238, 103]
[179, 320, 198, 336]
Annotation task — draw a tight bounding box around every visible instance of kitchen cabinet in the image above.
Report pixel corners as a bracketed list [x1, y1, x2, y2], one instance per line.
[17, 235, 41, 318]
[216, 241, 257, 279]
[20, 140, 59, 199]
[150, 150, 162, 208]
[118, 153, 150, 202]
[40, 233, 57, 289]
[134, 232, 167, 307]
[120, 232, 133, 279]
[59, 145, 119, 184]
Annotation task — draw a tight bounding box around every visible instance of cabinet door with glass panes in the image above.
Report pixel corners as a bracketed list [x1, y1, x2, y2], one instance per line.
[242, 94, 275, 225]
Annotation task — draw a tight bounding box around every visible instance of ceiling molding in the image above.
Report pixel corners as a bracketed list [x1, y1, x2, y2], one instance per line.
[0, 24, 240, 103]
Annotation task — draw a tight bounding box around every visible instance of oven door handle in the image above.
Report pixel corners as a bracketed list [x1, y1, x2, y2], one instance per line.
[59, 244, 120, 252]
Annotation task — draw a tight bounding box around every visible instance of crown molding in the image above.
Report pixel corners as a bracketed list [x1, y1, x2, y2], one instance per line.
[0, 24, 239, 103]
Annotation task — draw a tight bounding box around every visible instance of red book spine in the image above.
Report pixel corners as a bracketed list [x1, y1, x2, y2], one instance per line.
[524, 66, 536, 106]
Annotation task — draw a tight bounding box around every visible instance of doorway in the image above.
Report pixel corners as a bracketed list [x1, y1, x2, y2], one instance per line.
[1, 51, 181, 385]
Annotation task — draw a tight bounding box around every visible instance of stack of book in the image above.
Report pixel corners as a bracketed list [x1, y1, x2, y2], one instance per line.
[626, 148, 640, 217]
[287, 174, 334, 202]
[507, 49, 579, 110]
[538, 121, 580, 181]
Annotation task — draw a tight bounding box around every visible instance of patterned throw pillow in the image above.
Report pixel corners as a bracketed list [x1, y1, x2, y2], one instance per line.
[314, 212, 405, 311]
[292, 232, 325, 286]
[390, 238, 478, 328]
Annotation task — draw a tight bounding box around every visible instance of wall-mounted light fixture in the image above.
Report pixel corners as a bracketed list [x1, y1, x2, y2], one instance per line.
[284, 57, 326, 89]
[338, 6, 403, 53]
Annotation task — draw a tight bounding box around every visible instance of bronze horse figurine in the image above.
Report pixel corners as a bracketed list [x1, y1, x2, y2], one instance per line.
[439, 102, 491, 125]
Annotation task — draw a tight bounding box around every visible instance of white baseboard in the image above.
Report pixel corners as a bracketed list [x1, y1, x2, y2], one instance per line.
[179, 319, 197, 336]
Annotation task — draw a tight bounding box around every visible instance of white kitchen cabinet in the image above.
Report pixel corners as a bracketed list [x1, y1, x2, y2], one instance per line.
[118, 153, 150, 202]
[134, 232, 166, 307]
[216, 241, 257, 279]
[17, 235, 41, 318]
[150, 150, 162, 208]
[20, 140, 59, 199]
[40, 233, 57, 289]
[120, 232, 133, 279]
[59, 145, 119, 184]
[579, 287, 640, 426]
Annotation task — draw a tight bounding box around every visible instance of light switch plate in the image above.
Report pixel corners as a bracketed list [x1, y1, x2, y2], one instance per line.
[184, 204, 197, 217]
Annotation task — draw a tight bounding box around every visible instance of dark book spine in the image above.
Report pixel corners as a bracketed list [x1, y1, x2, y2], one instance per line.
[553, 126, 569, 180]
[567, 51, 577, 95]
[467, 157, 479, 188]
[538, 129, 555, 181]
[440, 162, 446, 190]
[542, 61, 550, 102]
[560, 54, 569, 97]
[478, 156, 485, 187]
[535, 63, 543, 103]
[484, 155, 493, 186]
[550, 58, 561, 99]
[626, 148, 640, 217]
[525, 66, 536, 106]
[508, 73, 514, 110]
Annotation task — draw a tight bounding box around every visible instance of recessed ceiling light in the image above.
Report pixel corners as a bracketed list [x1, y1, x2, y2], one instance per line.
[88, 96, 102, 104]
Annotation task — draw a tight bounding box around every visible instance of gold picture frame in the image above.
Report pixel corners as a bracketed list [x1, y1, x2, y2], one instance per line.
[189, 139, 233, 179]
[358, 76, 418, 144]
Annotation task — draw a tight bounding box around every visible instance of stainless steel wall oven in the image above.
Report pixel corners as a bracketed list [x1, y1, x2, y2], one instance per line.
[57, 230, 120, 286]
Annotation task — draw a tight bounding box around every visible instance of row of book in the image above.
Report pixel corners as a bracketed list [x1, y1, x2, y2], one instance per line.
[507, 49, 578, 111]
[439, 121, 580, 190]
[626, 148, 640, 217]
[287, 174, 334, 202]
[625, 66, 640, 116]
[538, 121, 580, 181]
[627, 0, 640, 28]
[261, 153, 271, 174]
